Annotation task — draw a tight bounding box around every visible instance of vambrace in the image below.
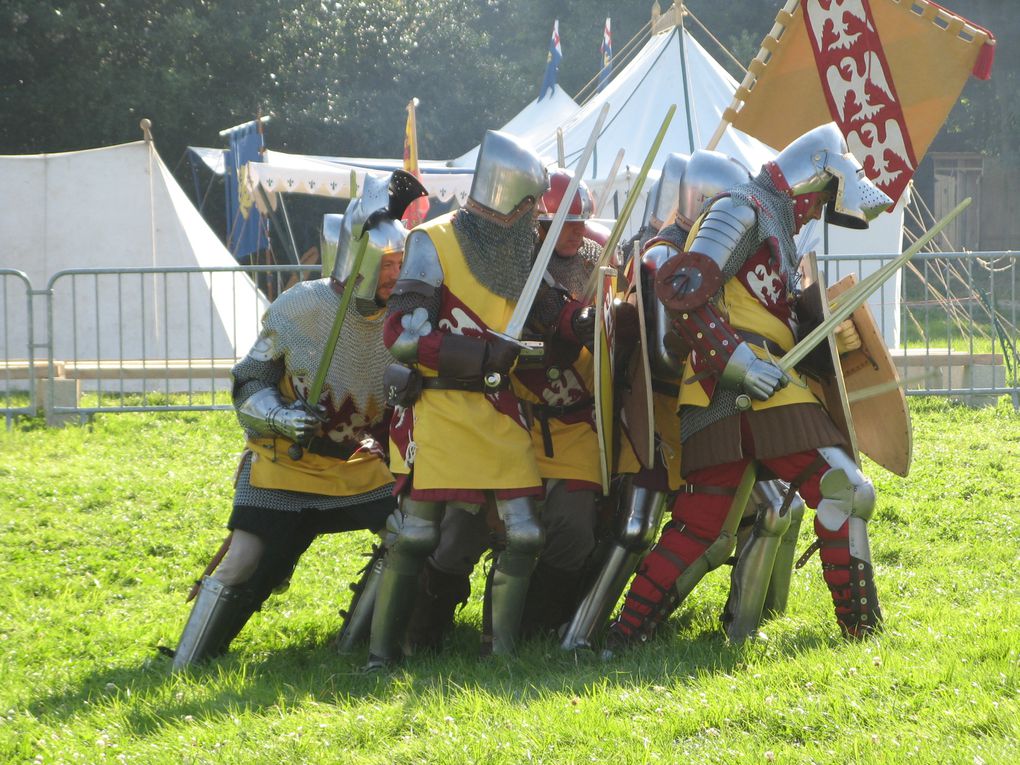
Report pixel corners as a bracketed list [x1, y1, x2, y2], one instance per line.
[668, 300, 744, 377]
[230, 333, 284, 405]
[641, 244, 687, 378]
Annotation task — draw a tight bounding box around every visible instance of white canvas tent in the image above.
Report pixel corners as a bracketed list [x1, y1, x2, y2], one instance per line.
[237, 21, 905, 344]
[0, 140, 267, 381]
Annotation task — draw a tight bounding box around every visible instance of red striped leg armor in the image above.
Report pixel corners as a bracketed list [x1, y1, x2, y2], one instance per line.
[812, 516, 883, 638]
[609, 492, 731, 643]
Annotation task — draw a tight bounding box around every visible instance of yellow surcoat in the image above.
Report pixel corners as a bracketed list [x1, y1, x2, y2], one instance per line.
[389, 215, 541, 490]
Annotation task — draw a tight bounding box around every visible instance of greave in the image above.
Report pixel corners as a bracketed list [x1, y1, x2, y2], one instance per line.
[763, 494, 805, 619]
[485, 496, 543, 656]
[367, 501, 443, 666]
[723, 481, 797, 642]
[172, 577, 253, 671]
[335, 544, 387, 655]
[560, 544, 641, 650]
[561, 486, 667, 651]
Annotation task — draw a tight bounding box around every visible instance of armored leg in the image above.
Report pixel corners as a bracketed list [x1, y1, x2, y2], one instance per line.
[367, 498, 443, 666]
[172, 576, 254, 671]
[560, 481, 667, 651]
[813, 447, 882, 639]
[607, 463, 756, 651]
[485, 495, 544, 656]
[723, 480, 798, 642]
[405, 559, 471, 653]
[763, 491, 805, 619]
[334, 541, 388, 654]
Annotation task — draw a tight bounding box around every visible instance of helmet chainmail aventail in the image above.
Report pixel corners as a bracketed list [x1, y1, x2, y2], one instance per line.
[452, 207, 537, 301]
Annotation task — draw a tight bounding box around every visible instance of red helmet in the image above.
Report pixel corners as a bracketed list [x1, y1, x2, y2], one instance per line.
[536, 169, 595, 221]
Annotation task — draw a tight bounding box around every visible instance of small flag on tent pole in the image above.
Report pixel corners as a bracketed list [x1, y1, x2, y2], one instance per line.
[402, 97, 430, 228]
[598, 18, 612, 92]
[539, 20, 562, 101]
[720, 0, 995, 205]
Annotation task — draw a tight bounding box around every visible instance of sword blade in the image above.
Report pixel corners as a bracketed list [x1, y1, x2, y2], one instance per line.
[502, 103, 611, 341]
[779, 197, 971, 373]
[582, 103, 677, 303]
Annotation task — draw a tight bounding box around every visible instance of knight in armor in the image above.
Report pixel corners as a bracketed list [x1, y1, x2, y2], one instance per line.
[169, 170, 427, 670]
[367, 131, 549, 664]
[403, 170, 609, 648]
[561, 150, 754, 651]
[607, 123, 893, 649]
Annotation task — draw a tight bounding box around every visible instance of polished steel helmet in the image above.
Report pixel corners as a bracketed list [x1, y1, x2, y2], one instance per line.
[650, 153, 690, 230]
[770, 122, 893, 229]
[468, 130, 548, 219]
[536, 169, 594, 221]
[331, 170, 426, 312]
[675, 150, 751, 229]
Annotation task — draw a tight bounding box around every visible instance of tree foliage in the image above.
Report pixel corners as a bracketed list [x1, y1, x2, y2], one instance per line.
[0, 0, 1015, 170]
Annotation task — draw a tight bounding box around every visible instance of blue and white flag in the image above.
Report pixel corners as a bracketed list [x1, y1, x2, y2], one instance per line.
[223, 118, 269, 263]
[539, 20, 562, 101]
[598, 18, 612, 92]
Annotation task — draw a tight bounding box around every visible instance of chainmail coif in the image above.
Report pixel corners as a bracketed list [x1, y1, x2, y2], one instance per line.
[452, 207, 537, 300]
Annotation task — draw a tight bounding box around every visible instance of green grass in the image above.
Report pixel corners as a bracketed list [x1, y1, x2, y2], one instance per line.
[1, 398, 1018, 764]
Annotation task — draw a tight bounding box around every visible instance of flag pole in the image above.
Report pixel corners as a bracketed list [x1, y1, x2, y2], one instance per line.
[705, 0, 800, 151]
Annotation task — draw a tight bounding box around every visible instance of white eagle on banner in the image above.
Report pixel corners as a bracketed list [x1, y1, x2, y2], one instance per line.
[807, 0, 872, 51]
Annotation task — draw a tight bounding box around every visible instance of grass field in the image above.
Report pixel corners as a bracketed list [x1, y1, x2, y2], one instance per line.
[1, 398, 1018, 764]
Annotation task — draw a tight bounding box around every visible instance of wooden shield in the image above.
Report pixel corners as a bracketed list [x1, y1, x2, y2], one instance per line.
[828, 274, 913, 477]
[619, 256, 655, 470]
[800, 255, 860, 467]
[593, 265, 618, 495]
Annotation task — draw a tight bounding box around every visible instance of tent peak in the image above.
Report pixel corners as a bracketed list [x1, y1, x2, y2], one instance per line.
[139, 118, 154, 143]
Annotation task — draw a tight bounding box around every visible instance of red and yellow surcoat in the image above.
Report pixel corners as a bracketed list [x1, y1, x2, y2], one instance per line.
[513, 345, 600, 486]
[389, 215, 541, 492]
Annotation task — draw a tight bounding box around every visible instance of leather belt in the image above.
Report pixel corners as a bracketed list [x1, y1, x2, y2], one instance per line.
[305, 437, 357, 460]
[737, 331, 789, 358]
[421, 374, 511, 393]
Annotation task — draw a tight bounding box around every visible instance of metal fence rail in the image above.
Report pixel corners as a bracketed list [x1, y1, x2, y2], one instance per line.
[2, 255, 1017, 426]
[818, 251, 1018, 407]
[0, 268, 36, 425]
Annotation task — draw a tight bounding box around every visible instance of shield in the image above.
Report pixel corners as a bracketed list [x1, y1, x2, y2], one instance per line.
[593, 265, 618, 495]
[800, 255, 860, 466]
[619, 253, 656, 469]
[827, 274, 913, 477]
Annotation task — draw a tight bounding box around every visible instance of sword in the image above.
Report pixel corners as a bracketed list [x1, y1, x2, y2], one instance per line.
[499, 103, 611, 342]
[582, 104, 677, 304]
[734, 198, 971, 410]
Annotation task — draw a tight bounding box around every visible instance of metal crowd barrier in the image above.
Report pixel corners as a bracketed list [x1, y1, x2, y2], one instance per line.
[1, 255, 1016, 427]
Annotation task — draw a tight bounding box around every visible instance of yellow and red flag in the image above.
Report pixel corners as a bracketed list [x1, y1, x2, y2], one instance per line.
[722, 0, 995, 203]
[402, 97, 430, 227]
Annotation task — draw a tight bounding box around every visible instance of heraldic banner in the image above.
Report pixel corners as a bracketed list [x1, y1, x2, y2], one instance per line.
[725, 0, 995, 204]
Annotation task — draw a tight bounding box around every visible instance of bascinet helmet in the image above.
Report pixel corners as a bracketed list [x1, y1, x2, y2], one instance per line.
[769, 122, 893, 229]
[536, 169, 594, 221]
[649, 153, 690, 230]
[468, 130, 548, 223]
[675, 150, 751, 229]
[330, 169, 427, 313]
